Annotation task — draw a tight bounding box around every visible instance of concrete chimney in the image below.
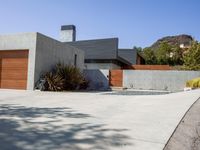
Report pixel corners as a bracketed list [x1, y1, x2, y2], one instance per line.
[60, 25, 76, 42]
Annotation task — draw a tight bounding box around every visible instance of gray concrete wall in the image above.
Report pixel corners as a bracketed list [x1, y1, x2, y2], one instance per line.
[123, 70, 200, 91]
[85, 63, 121, 70]
[83, 69, 109, 90]
[0, 33, 37, 90]
[34, 33, 84, 86]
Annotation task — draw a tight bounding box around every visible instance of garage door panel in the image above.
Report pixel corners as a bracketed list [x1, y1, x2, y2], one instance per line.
[1, 58, 28, 68]
[1, 67, 28, 71]
[0, 50, 28, 58]
[1, 70, 27, 80]
[0, 50, 28, 90]
[0, 80, 27, 90]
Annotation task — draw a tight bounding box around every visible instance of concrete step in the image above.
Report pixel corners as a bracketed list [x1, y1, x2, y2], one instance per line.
[110, 86, 127, 91]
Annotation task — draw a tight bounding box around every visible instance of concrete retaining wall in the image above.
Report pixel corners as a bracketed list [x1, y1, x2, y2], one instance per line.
[123, 70, 200, 91]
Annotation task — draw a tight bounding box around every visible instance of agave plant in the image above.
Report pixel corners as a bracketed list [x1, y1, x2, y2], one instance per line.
[37, 63, 89, 91]
[44, 72, 65, 91]
[79, 78, 90, 90]
[56, 63, 84, 90]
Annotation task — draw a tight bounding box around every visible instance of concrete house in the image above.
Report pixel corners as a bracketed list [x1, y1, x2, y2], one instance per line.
[64, 25, 144, 69]
[0, 24, 144, 90]
[0, 32, 84, 90]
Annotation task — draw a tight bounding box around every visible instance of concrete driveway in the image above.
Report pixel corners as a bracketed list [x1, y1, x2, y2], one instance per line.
[0, 89, 199, 150]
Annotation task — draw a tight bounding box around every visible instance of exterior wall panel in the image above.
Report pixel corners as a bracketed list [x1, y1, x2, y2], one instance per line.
[67, 38, 118, 59]
[34, 33, 84, 85]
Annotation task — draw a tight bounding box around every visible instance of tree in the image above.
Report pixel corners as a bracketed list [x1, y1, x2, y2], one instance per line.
[155, 42, 172, 65]
[183, 41, 200, 70]
[133, 46, 143, 54]
[142, 47, 157, 64]
[170, 45, 183, 65]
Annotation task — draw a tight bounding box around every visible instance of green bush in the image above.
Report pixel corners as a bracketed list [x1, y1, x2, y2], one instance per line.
[181, 65, 200, 71]
[183, 41, 200, 70]
[37, 63, 89, 91]
[186, 77, 200, 88]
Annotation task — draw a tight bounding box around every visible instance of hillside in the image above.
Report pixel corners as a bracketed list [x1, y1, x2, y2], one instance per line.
[150, 34, 193, 50]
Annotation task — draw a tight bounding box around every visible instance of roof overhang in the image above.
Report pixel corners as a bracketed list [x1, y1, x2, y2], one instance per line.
[117, 56, 132, 66]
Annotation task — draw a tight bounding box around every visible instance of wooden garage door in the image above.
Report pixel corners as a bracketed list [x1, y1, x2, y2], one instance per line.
[0, 50, 28, 90]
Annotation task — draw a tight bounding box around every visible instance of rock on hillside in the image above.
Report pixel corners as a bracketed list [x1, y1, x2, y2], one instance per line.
[150, 34, 193, 50]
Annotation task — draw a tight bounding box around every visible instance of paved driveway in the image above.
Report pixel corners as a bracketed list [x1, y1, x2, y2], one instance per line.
[0, 89, 199, 150]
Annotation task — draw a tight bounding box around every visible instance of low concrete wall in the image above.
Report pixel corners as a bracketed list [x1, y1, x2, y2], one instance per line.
[123, 70, 200, 91]
[83, 69, 109, 90]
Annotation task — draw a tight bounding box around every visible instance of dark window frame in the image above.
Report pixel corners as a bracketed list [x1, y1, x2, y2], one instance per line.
[74, 54, 77, 67]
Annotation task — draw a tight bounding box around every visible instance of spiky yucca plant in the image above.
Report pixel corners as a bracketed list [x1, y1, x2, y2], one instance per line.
[56, 63, 84, 90]
[38, 63, 89, 91]
[44, 72, 65, 91]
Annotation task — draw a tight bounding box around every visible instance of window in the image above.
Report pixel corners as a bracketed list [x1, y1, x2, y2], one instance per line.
[74, 54, 77, 67]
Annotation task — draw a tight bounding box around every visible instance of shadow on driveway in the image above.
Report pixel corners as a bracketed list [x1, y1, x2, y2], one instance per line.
[0, 104, 132, 150]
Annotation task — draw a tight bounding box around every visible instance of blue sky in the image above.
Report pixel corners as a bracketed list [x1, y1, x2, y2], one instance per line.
[0, 0, 200, 48]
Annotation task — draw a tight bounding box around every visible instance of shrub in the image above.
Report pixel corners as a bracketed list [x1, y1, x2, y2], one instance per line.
[36, 63, 89, 91]
[56, 63, 84, 90]
[79, 78, 90, 90]
[181, 65, 200, 71]
[183, 41, 200, 70]
[44, 72, 65, 91]
[186, 77, 200, 89]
